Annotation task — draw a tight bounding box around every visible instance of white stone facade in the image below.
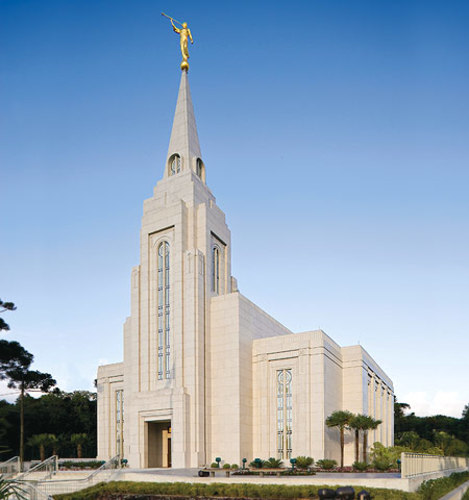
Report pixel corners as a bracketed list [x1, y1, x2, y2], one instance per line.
[97, 71, 394, 469]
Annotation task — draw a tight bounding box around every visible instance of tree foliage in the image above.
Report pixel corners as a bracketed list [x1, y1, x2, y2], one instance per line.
[0, 299, 17, 332]
[394, 400, 469, 456]
[27, 433, 57, 461]
[0, 391, 97, 459]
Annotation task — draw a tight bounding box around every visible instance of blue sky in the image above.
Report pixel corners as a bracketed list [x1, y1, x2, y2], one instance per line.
[1, 0, 468, 417]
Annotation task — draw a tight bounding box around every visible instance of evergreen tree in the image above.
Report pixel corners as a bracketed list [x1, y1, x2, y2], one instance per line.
[0, 299, 16, 332]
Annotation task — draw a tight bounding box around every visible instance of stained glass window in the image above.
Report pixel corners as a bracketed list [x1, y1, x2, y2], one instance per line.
[212, 246, 220, 294]
[158, 241, 171, 379]
[277, 369, 292, 459]
[115, 390, 124, 457]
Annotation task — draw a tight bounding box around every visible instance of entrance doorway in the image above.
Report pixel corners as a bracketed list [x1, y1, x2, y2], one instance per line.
[146, 420, 172, 468]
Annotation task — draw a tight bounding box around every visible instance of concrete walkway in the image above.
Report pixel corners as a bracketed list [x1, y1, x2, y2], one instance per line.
[133, 468, 400, 480]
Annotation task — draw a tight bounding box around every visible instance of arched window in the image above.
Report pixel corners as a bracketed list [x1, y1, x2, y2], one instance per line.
[196, 158, 204, 179]
[157, 241, 171, 379]
[169, 154, 181, 176]
[212, 246, 220, 294]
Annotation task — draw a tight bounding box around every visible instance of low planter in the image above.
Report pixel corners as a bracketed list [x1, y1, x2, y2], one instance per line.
[232, 468, 316, 476]
[313, 466, 399, 473]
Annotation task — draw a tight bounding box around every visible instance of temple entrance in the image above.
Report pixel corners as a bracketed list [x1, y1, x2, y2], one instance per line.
[146, 420, 172, 468]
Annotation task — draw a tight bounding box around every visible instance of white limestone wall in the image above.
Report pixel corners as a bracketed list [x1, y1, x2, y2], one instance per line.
[322, 337, 343, 463]
[252, 332, 394, 466]
[342, 345, 394, 460]
[96, 362, 124, 461]
[207, 293, 241, 465]
[253, 330, 342, 464]
[341, 346, 368, 464]
[208, 293, 291, 466]
[238, 295, 292, 463]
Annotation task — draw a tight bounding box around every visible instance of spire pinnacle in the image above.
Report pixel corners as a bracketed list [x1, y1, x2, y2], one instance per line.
[166, 71, 202, 176]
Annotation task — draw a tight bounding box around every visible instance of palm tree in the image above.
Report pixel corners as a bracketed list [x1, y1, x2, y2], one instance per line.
[361, 416, 382, 463]
[71, 433, 88, 459]
[0, 475, 27, 500]
[27, 434, 55, 461]
[48, 434, 59, 457]
[325, 410, 354, 468]
[349, 414, 369, 463]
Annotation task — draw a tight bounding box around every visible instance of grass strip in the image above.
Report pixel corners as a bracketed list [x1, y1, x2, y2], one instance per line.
[53, 472, 469, 500]
[54, 480, 420, 499]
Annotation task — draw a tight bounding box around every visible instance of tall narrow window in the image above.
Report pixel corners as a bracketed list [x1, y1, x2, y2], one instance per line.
[115, 390, 124, 457]
[277, 369, 292, 459]
[212, 246, 220, 294]
[157, 241, 171, 379]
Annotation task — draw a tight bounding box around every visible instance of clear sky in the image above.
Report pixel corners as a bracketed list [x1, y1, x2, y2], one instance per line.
[1, 0, 468, 418]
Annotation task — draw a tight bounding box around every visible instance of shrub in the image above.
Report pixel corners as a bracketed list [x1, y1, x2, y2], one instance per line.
[370, 442, 410, 468]
[230, 463, 238, 470]
[352, 461, 368, 471]
[210, 462, 219, 468]
[316, 459, 337, 470]
[249, 458, 265, 469]
[295, 456, 314, 468]
[264, 457, 283, 468]
[372, 458, 392, 471]
[222, 463, 231, 469]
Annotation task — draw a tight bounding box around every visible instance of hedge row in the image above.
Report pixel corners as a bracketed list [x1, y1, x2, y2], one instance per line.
[54, 481, 421, 499]
[59, 461, 105, 469]
[418, 471, 469, 500]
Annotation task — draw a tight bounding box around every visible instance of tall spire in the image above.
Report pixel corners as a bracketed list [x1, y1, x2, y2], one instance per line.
[166, 71, 201, 175]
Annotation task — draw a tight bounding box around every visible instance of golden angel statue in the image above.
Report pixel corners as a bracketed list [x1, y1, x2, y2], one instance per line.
[162, 13, 193, 71]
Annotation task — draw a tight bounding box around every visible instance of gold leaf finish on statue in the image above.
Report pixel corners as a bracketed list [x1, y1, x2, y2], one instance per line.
[162, 12, 193, 71]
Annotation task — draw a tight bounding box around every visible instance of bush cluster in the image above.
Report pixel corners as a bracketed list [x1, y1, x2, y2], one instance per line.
[352, 461, 368, 471]
[316, 459, 337, 470]
[295, 456, 314, 468]
[246, 456, 313, 469]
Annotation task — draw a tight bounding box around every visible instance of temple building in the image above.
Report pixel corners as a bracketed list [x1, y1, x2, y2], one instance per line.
[96, 69, 394, 469]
